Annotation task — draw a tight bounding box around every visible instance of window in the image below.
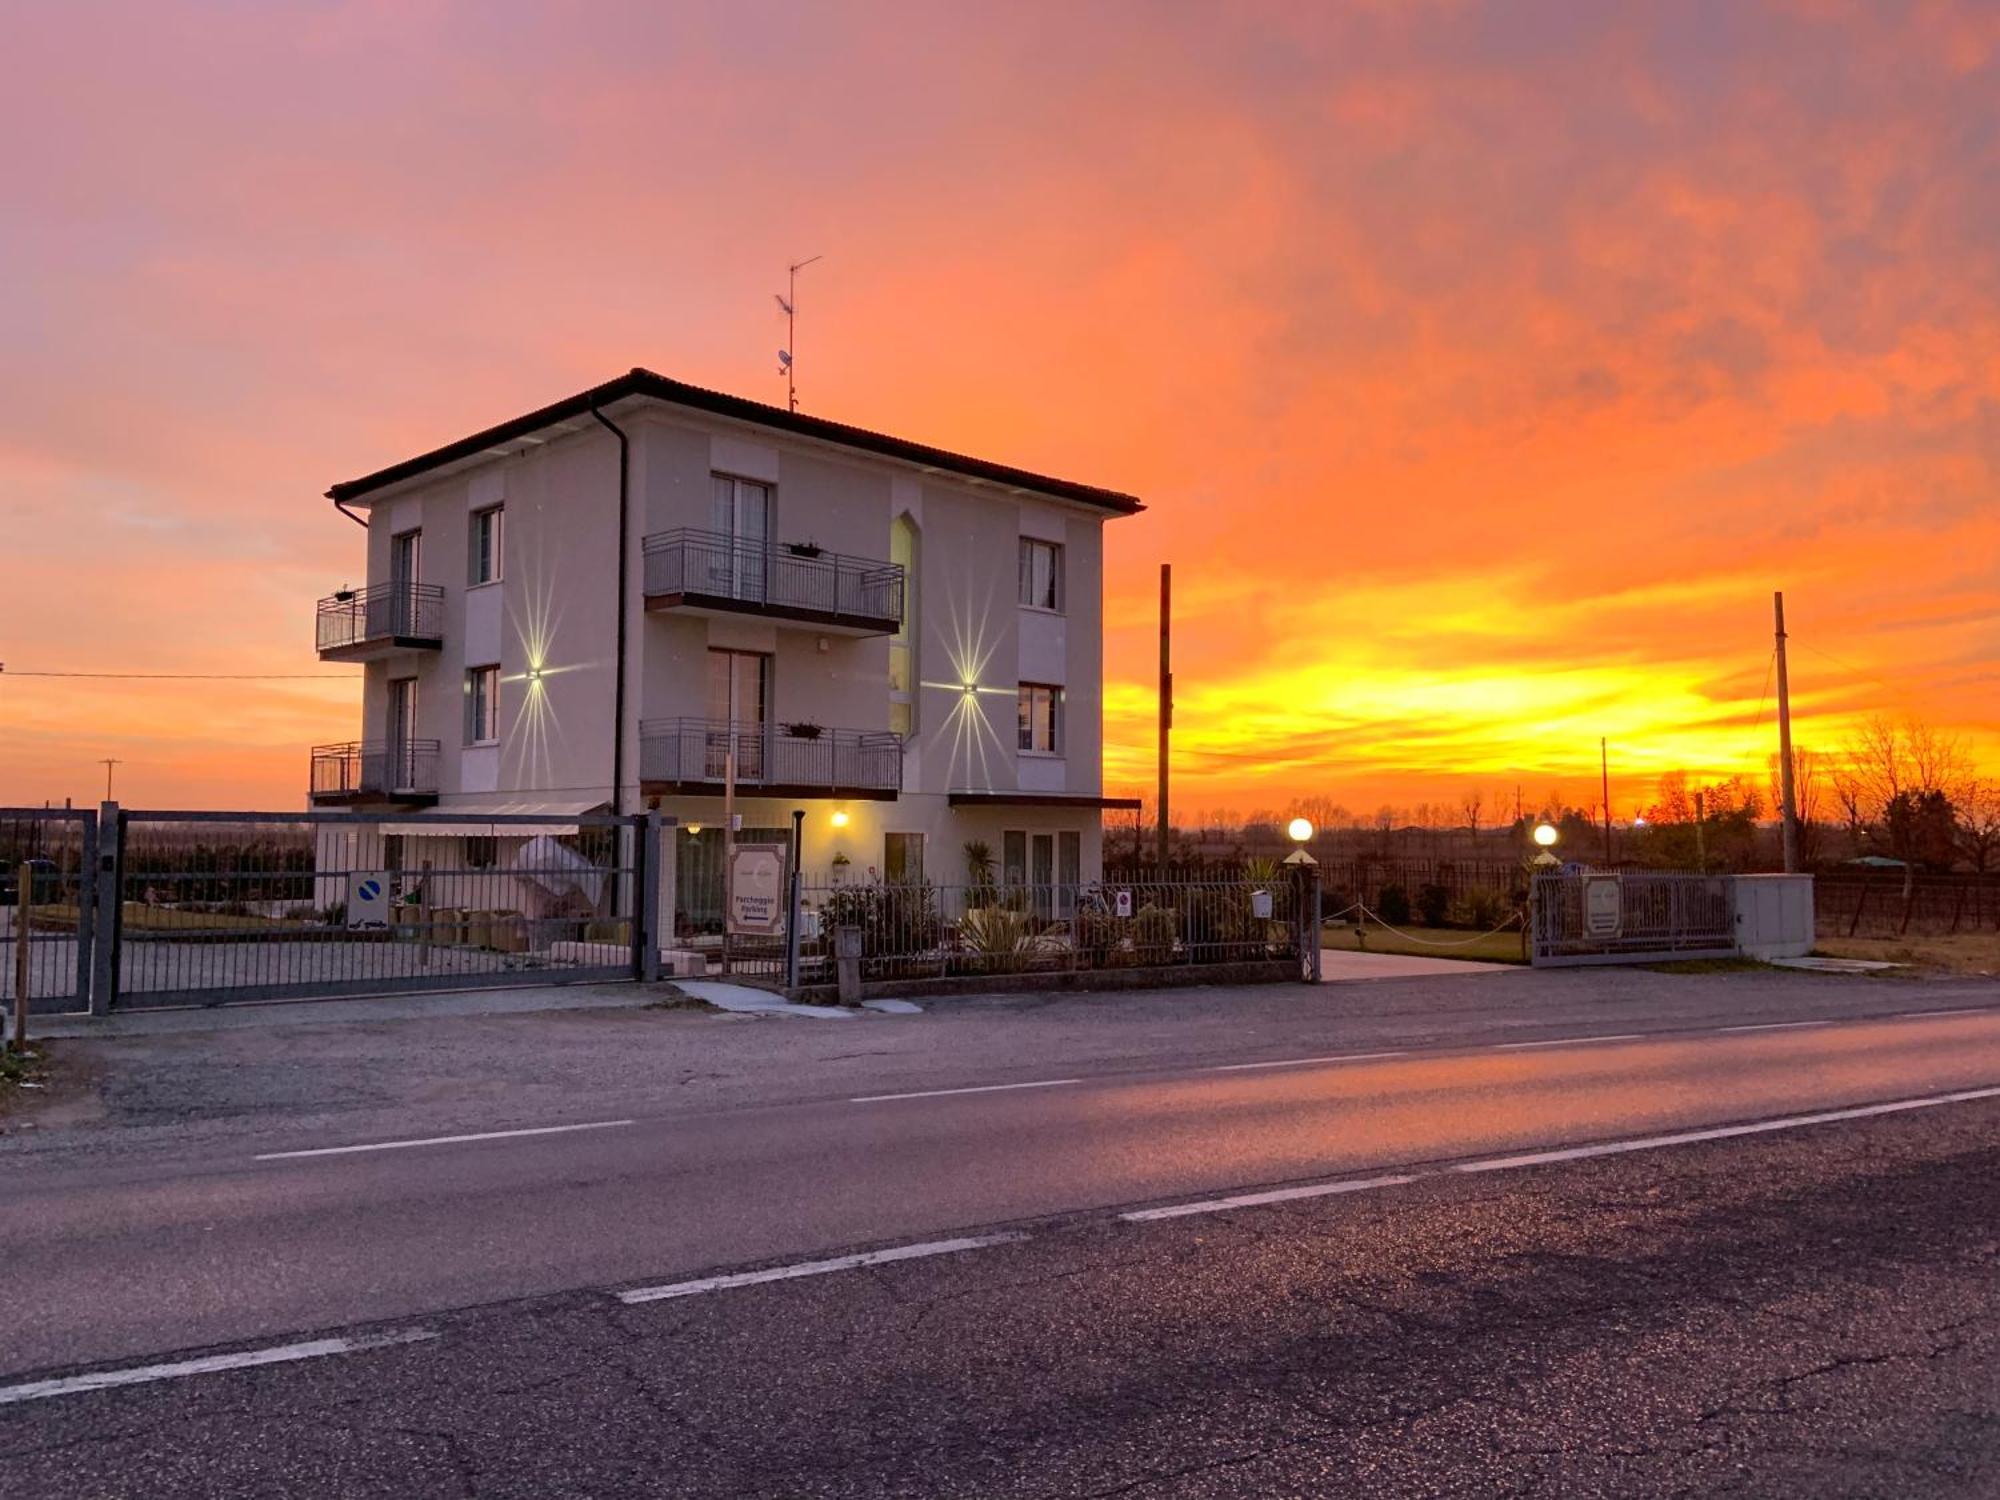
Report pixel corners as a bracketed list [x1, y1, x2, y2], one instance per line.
[463, 835, 498, 870]
[889, 515, 918, 737]
[1018, 683, 1063, 754]
[1002, 830, 1027, 888]
[884, 832, 925, 885]
[465, 665, 499, 745]
[469, 506, 503, 586]
[1018, 537, 1063, 612]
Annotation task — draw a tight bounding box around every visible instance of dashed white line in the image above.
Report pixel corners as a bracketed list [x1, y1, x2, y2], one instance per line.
[0, 1329, 437, 1407]
[1897, 1008, 1990, 1020]
[1208, 1051, 1409, 1072]
[1716, 1020, 1832, 1034]
[850, 1079, 1080, 1103]
[1496, 1034, 1646, 1050]
[617, 1234, 1026, 1303]
[1122, 1175, 1417, 1221]
[255, 1120, 634, 1161]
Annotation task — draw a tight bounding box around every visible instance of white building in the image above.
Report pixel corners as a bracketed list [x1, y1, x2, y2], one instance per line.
[310, 368, 1142, 940]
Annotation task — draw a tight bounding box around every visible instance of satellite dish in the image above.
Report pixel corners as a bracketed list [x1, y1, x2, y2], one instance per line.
[777, 350, 793, 368]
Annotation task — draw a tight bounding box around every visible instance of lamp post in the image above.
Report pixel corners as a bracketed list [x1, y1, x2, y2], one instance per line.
[1283, 818, 1319, 983]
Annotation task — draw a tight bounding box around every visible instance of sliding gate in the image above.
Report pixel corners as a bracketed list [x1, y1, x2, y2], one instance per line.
[106, 809, 655, 1010]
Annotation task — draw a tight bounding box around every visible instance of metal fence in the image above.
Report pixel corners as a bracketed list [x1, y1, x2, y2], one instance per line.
[309, 740, 443, 800]
[1530, 870, 1736, 966]
[788, 875, 1311, 985]
[2, 808, 99, 1016]
[315, 581, 445, 654]
[638, 718, 902, 794]
[642, 527, 905, 627]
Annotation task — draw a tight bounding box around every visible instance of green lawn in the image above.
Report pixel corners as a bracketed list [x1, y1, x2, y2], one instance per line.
[1320, 921, 1528, 964]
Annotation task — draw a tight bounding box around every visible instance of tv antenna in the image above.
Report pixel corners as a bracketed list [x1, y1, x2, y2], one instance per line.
[775, 255, 822, 412]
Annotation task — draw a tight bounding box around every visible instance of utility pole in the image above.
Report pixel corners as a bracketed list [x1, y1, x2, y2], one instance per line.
[1156, 563, 1172, 870]
[1774, 591, 1800, 874]
[1694, 789, 1708, 871]
[776, 255, 823, 413]
[1600, 737, 1613, 867]
[99, 759, 120, 800]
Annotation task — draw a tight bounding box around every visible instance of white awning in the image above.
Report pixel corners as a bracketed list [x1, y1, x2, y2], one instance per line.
[380, 797, 605, 839]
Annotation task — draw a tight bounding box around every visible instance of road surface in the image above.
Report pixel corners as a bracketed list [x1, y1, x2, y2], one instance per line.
[2, 990, 1997, 1495]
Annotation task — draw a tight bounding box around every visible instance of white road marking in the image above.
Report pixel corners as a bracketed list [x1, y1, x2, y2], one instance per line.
[1716, 1020, 1831, 1033]
[1208, 1051, 1408, 1072]
[1496, 1034, 1646, 1050]
[1121, 1085, 2000, 1220]
[617, 1234, 1026, 1303]
[849, 1079, 1080, 1103]
[1454, 1086, 2000, 1173]
[1898, 1008, 1990, 1020]
[255, 1120, 634, 1161]
[1122, 1174, 1417, 1222]
[0, 1329, 436, 1407]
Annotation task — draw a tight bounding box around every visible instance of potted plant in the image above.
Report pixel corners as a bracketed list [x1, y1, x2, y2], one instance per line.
[830, 851, 851, 886]
[783, 720, 825, 740]
[785, 540, 824, 559]
[332, 586, 356, 603]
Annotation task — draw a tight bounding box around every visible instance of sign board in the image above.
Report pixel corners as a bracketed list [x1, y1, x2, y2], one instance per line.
[728, 843, 787, 936]
[347, 871, 390, 930]
[1251, 889, 1275, 920]
[1114, 888, 1133, 919]
[1582, 874, 1622, 939]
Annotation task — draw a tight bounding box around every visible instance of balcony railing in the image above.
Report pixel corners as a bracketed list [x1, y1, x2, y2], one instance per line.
[642, 529, 904, 634]
[316, 582, 446, 658]
[639, 718, 903, 797]
[309, 740, 442, 802]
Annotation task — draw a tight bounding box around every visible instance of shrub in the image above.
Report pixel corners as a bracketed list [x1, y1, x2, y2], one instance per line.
[1180, 886, 1261, 961]
[1133, 902, 1179, 965]
[1459, 889, 1509, 930]
[960, 905, 1033, 972]
[1415, 883, 1451, 928]
[1375, 884, 1412, 926]
[1075, 905, 1130, 968]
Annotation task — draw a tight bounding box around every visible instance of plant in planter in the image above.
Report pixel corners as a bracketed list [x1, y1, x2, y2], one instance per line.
[782, 721, 825, 740]
[784, 540, 824, 558]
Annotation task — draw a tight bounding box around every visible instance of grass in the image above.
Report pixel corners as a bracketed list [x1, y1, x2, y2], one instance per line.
[1320, 921, 1528, 964]
[0, 1042, 50, 1105]
[1814, 932, 2000, 977]
[32, 902, 314, 934]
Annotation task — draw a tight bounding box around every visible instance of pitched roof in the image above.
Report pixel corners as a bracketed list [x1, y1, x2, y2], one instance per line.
[326, 367, 1144, 514]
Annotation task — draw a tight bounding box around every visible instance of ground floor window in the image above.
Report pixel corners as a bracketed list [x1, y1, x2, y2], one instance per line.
[884, 831, 925, 885]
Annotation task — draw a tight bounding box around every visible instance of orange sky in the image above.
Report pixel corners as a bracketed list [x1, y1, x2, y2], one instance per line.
[2, 1, 1996, 815]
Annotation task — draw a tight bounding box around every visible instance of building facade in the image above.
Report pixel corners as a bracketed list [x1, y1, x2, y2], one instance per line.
[310, 369, 1142, 940]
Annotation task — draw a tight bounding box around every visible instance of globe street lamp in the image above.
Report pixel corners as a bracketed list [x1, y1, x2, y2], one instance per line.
[1287, 817, 1314, 845]
[1532, 821, 1559, 848]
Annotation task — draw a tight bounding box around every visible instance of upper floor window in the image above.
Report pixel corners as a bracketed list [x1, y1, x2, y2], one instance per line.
[469, 506, 503, 586]
[1018, 683, 1063, 755]
[889, 515, 918, 737]
[465, 664, 500, 745]
[1018, 538, 1063, 613]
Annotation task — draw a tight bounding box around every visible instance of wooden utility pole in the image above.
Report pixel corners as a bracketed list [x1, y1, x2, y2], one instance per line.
[1774, 591, 1800, 874]
[1600, 737, 1613, 867]
[99, 759, 120, 800]
[1156, 564, 1172, 870]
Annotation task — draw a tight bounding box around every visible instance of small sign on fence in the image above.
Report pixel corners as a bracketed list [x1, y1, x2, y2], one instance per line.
[347, 871, 391, 929]
[1114, 889, 1133, 918]
[1582, 874, 1622, 939]
[728, 844, 787, 936]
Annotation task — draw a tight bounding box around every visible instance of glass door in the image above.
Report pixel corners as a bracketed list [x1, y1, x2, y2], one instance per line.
[1031, 833, 1055, 919]
[388, 530, 422, 636]
[710, 476, 770, 601]
[386, 677, 417, 789]
[705, 649, 769, 781]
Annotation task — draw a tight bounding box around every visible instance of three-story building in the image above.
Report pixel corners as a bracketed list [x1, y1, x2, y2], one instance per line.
[310, 368, 1142, 938]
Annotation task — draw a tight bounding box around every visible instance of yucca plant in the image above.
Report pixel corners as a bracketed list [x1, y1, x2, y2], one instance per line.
[960, 905, 1033, 973]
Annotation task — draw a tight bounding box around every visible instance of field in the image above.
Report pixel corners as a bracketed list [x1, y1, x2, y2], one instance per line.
[1814, 933, 2000, 977]
[1320, 920, 1528, 965]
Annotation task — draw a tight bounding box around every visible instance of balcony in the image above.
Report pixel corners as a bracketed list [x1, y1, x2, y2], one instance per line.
[639, 719, 902, 800]
[309, 740, 442, 806]
[316, 582, 445, 661]
[642, 528, 904, 637]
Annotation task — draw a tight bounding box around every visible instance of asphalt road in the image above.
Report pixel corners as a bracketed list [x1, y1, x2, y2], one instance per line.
[2, 1089, 1996, 1497]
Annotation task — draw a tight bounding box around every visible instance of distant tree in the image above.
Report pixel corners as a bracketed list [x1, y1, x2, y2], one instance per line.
[1769, 746, 1827, 866]
[1958, 780, 2000, 877]
[1460, 790, 1484, 839]
[1884, 789, 1958, 880]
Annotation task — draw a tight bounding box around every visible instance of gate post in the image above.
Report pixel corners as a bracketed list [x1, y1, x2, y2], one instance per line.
[73, 809, 98, 1016]
[636, 811, 662, 983]
[89, 801, 121, 1015]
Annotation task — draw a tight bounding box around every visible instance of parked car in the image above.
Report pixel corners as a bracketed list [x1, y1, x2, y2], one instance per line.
[0, 858, 60, 907]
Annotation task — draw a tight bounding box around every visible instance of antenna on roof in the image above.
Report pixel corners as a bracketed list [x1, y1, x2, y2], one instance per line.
[776, 255, 822, 412]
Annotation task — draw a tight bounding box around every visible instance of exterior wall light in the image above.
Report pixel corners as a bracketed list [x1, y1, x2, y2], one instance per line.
[831, 807, 850, 828]
[686, 823, 703, 835]
[1287, 817, 1314, 844]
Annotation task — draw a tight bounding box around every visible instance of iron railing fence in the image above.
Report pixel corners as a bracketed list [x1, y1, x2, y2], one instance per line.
[0, 808, 97, 1016]
[310, 740, 442, 800]
[638, 718, 902, 794]
[1108, 856, 1526, 923]
[642, 527, 905, 627]
[315, 581, 445, 654]
[106, 810, 652, 1009]
[1815, 874, 2000, 938]
[1530, 870, 1736, 966]
[791, 875, 1307, 984]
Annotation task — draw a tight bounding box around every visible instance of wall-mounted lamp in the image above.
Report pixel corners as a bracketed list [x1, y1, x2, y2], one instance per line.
[686, 822, 703, 836]
[831, 807, 850, 829]
[526, 666, 545, 684]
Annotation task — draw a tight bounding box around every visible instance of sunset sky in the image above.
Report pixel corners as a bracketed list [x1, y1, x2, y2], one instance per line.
[3, 1, 1996, 817]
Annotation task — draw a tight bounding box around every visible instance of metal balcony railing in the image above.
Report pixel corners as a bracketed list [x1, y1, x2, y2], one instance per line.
[316, 582, 445, 656]
[639, 719, 903, 795]
[641, 529, 904, 630]
[309, 740, 442, 800]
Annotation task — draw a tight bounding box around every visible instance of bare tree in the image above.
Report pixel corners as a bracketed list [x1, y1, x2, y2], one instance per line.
[1460, 789, 1483, 839]
[1958, 779, 2000, 877]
